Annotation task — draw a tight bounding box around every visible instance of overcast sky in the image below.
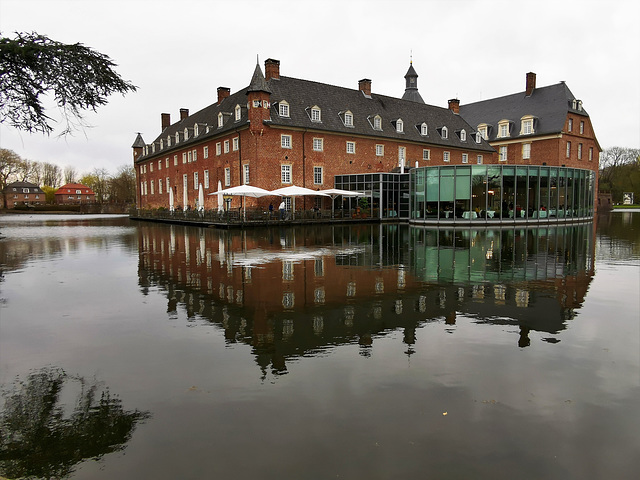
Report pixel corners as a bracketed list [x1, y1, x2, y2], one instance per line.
[1, 0, 639, 177]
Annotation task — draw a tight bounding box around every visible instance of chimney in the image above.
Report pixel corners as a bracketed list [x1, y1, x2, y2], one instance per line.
[448, 98, 460, 115]
[217, 87, 230, 104]
[265, 58, 280, 80]
[526, 72, 536, 96]
[161, 113, 170, 131]
[180, 108, 189, 121]
[359, 78, 372, 97]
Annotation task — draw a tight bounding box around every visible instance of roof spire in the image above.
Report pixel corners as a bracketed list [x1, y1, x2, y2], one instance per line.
[247, 58, 271, 94]
[402, 60, 424, 104]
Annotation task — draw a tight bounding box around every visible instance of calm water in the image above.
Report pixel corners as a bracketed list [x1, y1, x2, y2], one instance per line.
[0, 213, 638, 480]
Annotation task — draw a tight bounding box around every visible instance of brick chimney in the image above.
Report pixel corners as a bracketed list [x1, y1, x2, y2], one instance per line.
[448, 98, 460, 114]
[217, 87, 230, 104]
[265, 58, 280, 80]
[180, 108, 189, 121]
[161, 113, 171, 131]
[359, 78, 372, 97]
[526, 72, 536, 96]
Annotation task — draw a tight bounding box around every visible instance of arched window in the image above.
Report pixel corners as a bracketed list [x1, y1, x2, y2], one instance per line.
[396, 119, 404, 133]
[217, 113, 224, 128]
[235, 104, 242, 121]
[420, 123, 428, 136]
[441, 126, 448, 139]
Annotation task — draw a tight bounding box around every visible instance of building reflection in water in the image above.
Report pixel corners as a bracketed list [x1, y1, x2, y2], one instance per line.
[136, 222, 595, 378]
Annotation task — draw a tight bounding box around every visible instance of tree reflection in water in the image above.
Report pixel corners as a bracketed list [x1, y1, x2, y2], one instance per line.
[0, 366, 150, 479]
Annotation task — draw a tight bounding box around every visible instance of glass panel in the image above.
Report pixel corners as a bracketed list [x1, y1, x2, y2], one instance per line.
[487, 166, 504, 218]
[455, 168, 471, 216]
[515, 168, 528, 218]
[528, 168, 539, 217]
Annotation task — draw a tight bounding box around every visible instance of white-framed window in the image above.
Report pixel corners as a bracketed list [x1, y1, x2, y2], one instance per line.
[218, 112, 224, 128]
[182, 152, 187, 164]
[578, 143, 583, 160]
[194, 124, 199, 137]
[398, 146, 406, 165]
[522, 143, 531, 159]
[580, 121, 584, 134]
[151, 143, 155, 153]
[281, 164, 292, 184]
[216, 142, 222, 155]
[499, 146, 508, 161]
[166, 177, 170, 193]
[313, 166, 323, 185]
[443, 151, 450, 162]
[521, 118, 533, 135]
[344, 111, 354, 127]
[460, 129, 467, 141]
[144, 181, 148, 195]
[477, 155, 483, 164]
[252, 99, 261, 108]
[174, 155, 178, 166]
[396, 118, 404, 133]
[224, 140, 230, 153]
[204, 170, 209, 189]
[167, 135, 172, 147]
[313, 138, 323, 152]
[182, 174, 188, 196]
[420, 123, 428, 136]
[175, 132, 180, 144]
[184, 127, 189, 140]
[233, 137, 239, 151]
[165, 158, 169, 168]
[346, 141, 355, 154]
[281, 134, 292, 149]
[478, 124, 488, 140]
[188, 151, 192, 162]
[279, 101, 290, 117]
[373, 115, 382, 130]
[235, 104, 242, 121]
[203, 146, 209, 159]
[566, 141, 571, 158]
[150, 181, 154, 195]
[193, 172, 198, 189]
[475, 132, 482, 143]
[568, 118, 573, 132]
[423, 149, 430, 160]
[498, 121, 509, 138]
[311, 106, 321, 122]
[158, 160, 162, 171]
[224, 167, 230, 186]
[193, 149, 197, 161]
[376, 144, 384, 156]
[150, 163, 154, 172]
[243, 164, 250, 184]
[160, 139, 164, 150]
[589, 147, 593, 161]
[462, 153, 469, 164]
[441, 126, 448, 139]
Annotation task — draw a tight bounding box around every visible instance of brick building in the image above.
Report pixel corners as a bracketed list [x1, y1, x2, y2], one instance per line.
[54, 183, 96, 205]
[133, 59, 495, 211]
[2, 181, 45, 208]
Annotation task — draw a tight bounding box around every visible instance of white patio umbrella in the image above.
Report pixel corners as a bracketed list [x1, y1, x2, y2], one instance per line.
[208, 184, 274, 219]
[169, 187, 174, 212]
[271, 185, 329, 219]
[217, 180, 223, 212]
[198, 183, 204, 212]
[318, 188, 365, 217]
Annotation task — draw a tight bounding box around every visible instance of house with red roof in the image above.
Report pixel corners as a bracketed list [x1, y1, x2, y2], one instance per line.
[54, 183, 96, 204]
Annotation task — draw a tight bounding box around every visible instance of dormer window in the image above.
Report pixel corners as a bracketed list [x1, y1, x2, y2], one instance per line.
[475, 132, 482, 143]
[279, 101, 290, 118]
[235, 104, 242, 121]
[520, 116, 534, 135]
[310, 106, 321, 122]
[498, 120, 510, 138]
[167, 135, 172, 147]
[151, 143, 156, 153]
[184, 127, 189, 140]
[175, 132, 180, 144]
[441, 126, 448, 139]
[420, 123, 428, 136]
[460, 129, 466, 141]
[373, 115, 382, 131]
[344, 111, 354, 127]
[478, 124, 489, 140]
[194, 124, 199, 137]
[396, 119, 404, 133]
[160, 139, 164, 150]
[217, 112, 224, 128]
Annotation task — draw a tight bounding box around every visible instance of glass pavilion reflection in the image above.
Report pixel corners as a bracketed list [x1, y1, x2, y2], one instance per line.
[137, 222, 595, 377]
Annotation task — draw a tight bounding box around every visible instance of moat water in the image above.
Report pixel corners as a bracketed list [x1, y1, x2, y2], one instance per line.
[1, 212, 638, 479]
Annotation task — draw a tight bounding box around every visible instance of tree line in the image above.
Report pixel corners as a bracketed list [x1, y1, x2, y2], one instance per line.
[598, 147, 640, 204]
[1, 148, 136, 206]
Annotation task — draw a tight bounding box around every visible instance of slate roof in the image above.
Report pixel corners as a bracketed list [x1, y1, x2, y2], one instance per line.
[136, 67, 494, 162]
[55, 183, 95, 195]
[459, 82, 588, 142]
[3, 181, 44, 193]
